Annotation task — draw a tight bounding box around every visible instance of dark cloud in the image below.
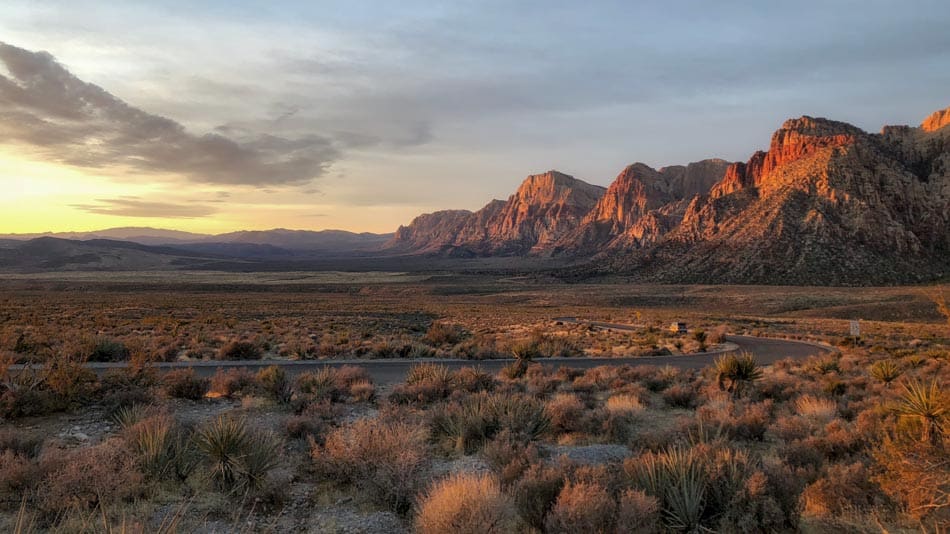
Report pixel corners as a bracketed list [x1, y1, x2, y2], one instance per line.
[71, 197, 218, 218]
[0, 42, 338, 186]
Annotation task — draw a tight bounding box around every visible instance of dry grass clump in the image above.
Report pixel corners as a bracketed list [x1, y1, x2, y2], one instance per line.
[795, 395, 838, 421]
[509, 462, 565, 530]
[311, 417, 430, 513]
[605, 393, 645, 416]
[616, 488, 660, 532]
[545, 393, 586, 434]
[423, 321, 468, 346]
[431, 392, 550, 453]
[414, 473, 519, 534]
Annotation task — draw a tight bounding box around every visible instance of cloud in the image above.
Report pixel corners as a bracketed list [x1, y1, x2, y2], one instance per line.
[0, 42, 338, 186]
[71, 197, 218, 218]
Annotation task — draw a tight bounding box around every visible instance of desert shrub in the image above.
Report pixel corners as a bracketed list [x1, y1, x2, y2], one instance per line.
[544, 480, 616, 534]
[532, 332, 581, 358]
[209, 368, 259, 398]
[88, 338, 130, 362]
[510, 462, 565, 530]
[873, 433, 949, 525]
[662, 383, 698, 408]
[617, 488, 660, 533]
[256, 365, 291, 404]
[452, 366, 497, 392]
[482, 430, 541, 485]
[295, 368, 341, 404]
[217, 341, 262, 361]
[415, 473, 519, 534]
[285, 414, 325, 441]
[0, 428, 42, 458]
[311, 417, 429, 513]
[801, 462, 883, 519]
[391, 363, 453, 405]
[349, 380, 375, 402]
[124, 414, 197, 482]
[162, 368, 209, 400]
[0, 450, 40, 499]
[432, 392, 550, 453]
[194, 415, 281, 492]
[37, 438, 145, 518]
[423, 322, 468, 346]
[545, 393, 586, 434]
[713, 352, 762, 398]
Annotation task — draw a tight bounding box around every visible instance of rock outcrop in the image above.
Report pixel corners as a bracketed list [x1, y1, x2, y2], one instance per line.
[387, 171, 605, 255]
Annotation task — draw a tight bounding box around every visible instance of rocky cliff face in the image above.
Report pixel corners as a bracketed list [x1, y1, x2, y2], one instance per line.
[387, 171, 605, 255]
[635, 112, 950, 284]
[554, 159, 729, 253]
[389, 106, 950, 285]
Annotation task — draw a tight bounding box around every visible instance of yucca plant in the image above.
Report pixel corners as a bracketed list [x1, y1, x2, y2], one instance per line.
[507, 341, 541, 378]
[895, 378, 947, 446]
[869, 359, 902, 384]
[239, 430, 282, 490]
[627, 446, 708, 531]
[431, 393, 495, 453]
[714, 352, 763, 398]
[489, 393, 550, 442]
[112, 403, 149, 430]
[194, 415, 250, 490]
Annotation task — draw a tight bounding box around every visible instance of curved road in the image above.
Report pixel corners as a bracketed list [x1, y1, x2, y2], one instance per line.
[69, 320, 834, 387]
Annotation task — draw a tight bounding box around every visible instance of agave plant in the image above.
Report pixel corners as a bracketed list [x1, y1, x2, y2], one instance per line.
[869, 359, 902, 384]
[895, 378, 947, 446]
[713, 352, 763, 398]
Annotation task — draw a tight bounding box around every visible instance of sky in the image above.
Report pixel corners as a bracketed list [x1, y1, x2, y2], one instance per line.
[1, 1, 949, 234]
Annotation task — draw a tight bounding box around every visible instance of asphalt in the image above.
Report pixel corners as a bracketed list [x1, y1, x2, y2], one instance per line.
[56, 325, 834, 387]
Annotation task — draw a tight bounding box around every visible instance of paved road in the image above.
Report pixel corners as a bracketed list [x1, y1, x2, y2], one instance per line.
[64, 321, 833, 386]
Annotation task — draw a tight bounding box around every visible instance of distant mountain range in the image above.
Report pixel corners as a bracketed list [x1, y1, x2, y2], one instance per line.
[388, 105, 950, 284]
[3, 106, 948, 284]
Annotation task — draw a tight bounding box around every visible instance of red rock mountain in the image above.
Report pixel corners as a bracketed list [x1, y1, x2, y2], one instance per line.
[388, 171, 605, 256]
[624, 108, 950, 284]
[555, 159, 729, 254]
[390, 106, 950, 284]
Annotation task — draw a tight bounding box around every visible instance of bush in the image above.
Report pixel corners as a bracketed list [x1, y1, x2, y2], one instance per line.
[511, 463, 564, 530]
[545, 393, 586, 434]
[801, 462, 882, 518]
[617, 488, 660, 533]
[162, 369, 209, 400]
[311, 418, 429, 513]
[37, 438, 145, 518]
[415, 473, 519, 534]
[217, 341, 262, 360]
[794, 395, 837, 422]
[423, 322, 468, 346]
[209, 368, 259, 398]
[88, 338, 130, 362]
[257, 366, 291, 404]
[544, 480, 616, 533]
[662, 384, 698, 408]
[606, 393, 645, 416]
